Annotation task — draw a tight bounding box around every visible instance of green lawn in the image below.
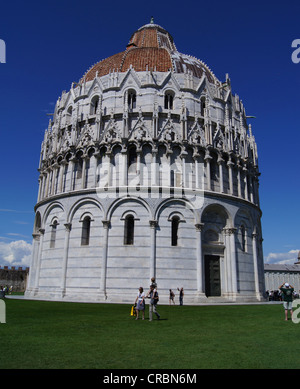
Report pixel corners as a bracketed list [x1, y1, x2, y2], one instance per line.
[0, 299, 299, 369]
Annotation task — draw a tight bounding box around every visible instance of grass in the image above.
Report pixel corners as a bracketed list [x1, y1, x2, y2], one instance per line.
[1, 299, 300, 369]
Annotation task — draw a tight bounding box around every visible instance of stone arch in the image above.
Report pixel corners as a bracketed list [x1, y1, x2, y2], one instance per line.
[234, 207, 254, 253]
[68, 198, 103, 223]
[126, 88, 137, 110]
[234, 207, 253, 228]
[155, 197, 199, 224]
[42, 202, 65, 227]
[106, 196, 152, 222]
[200, 203, 231, 246]
[200, 203, 231, 225]
[90, 94, 100, 115]
[164, 89, 175, 110]
[200, 203, 231, 297]
[33, 211, 42, 233]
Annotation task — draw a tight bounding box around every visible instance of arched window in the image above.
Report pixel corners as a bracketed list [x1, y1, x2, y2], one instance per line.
[164, 91, 174, 110]
[34, 212, 41, 234]
[240, 225, 246, 252]
[90, 96, 99, 115]
[210, 153, 219, 182]
[128, 146, 137, 173]
[128, 90, 136, 110]
[81, 216, 91, 246]
[76, 152, 83, 180]
[124, 215, 134, 245]
[171, 216, 180, 246]
[50, 220, 58, 249]
[66, 106, 73, 125]
[200, 97, 206, 116]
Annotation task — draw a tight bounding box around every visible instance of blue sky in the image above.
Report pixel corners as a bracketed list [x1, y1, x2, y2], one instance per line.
[0, 0, 299, 267]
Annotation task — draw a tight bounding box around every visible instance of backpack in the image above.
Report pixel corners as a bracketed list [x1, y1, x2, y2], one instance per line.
[150, 290, 159, 304]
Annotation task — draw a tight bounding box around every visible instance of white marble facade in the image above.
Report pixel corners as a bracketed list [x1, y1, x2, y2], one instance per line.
[25, 21, 265, 304]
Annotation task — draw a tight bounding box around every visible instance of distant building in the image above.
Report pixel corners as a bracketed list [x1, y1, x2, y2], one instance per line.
[0, 267, 29, 292]
[25, 20, 264, 304]
[264, 252, 300, 292]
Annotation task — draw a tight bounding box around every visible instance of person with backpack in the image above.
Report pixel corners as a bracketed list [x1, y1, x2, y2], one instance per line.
[279, 282, 294, 321]
[146, 284, 160, 321]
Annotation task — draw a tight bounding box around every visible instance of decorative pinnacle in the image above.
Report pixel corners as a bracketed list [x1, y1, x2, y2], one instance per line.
[150, 16, 154, 24]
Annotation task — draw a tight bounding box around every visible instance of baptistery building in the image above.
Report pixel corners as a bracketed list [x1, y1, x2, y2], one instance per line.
[25, 20, 265, 303]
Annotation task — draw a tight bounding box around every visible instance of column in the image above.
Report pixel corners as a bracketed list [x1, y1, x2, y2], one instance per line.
[60, 223, 72, 297]
[81, 155, 87, 189]
[249, 174, 254, 203]
[224, 227, 237, 298]
[93, 152, 100, 188]
[106, 152, 112, 187]
[99, 220, 110, 299]
[181, 152, 187, 188]
[204, 150, 212, 191]
[58, 162, 66, 193]
[68, 157, 76, 192]
[26, 233, 40, 293]
[37, 174, 44, 202]
[195, 223, 205, 297]
[121, 148, 128, 187]
[193, 154, 200, 190]
[33, 228, 45, 295]
[227, 158, 234, 195]
[252, 232, 260, 300]
[51, 164, 59, 195]
[136, 149, 141, 185]
[223, 228, 231, 296]
[243, 167, 249, 201]
[45, 169, 50, 197]
[229, 228, 238, 296]
[149, 220, 157, 281]
[237, 161, 242, 198]
[217, 155, 224, 193]
[151, 148, 158, 187]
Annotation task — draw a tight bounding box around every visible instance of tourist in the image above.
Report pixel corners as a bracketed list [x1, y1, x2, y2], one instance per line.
[279, 282, 294, 321]
[169, 289, 175, 305]
[177, 287, 184, 305]
[150, 277, 157, 290]
[134, 287, 145, 320]
[146, 284, 160, 321]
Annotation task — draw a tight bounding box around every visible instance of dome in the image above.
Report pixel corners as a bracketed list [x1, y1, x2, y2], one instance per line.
[81, 19, 219, 84]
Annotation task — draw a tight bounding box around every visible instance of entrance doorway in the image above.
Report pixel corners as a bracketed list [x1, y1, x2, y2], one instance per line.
[205, 255, 221, 297]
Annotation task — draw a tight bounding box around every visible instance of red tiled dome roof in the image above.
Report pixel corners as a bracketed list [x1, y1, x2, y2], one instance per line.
[81, 21, 219, 84]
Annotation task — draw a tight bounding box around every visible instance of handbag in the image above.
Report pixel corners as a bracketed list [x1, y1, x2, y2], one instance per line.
[130, 305, 136, 316]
